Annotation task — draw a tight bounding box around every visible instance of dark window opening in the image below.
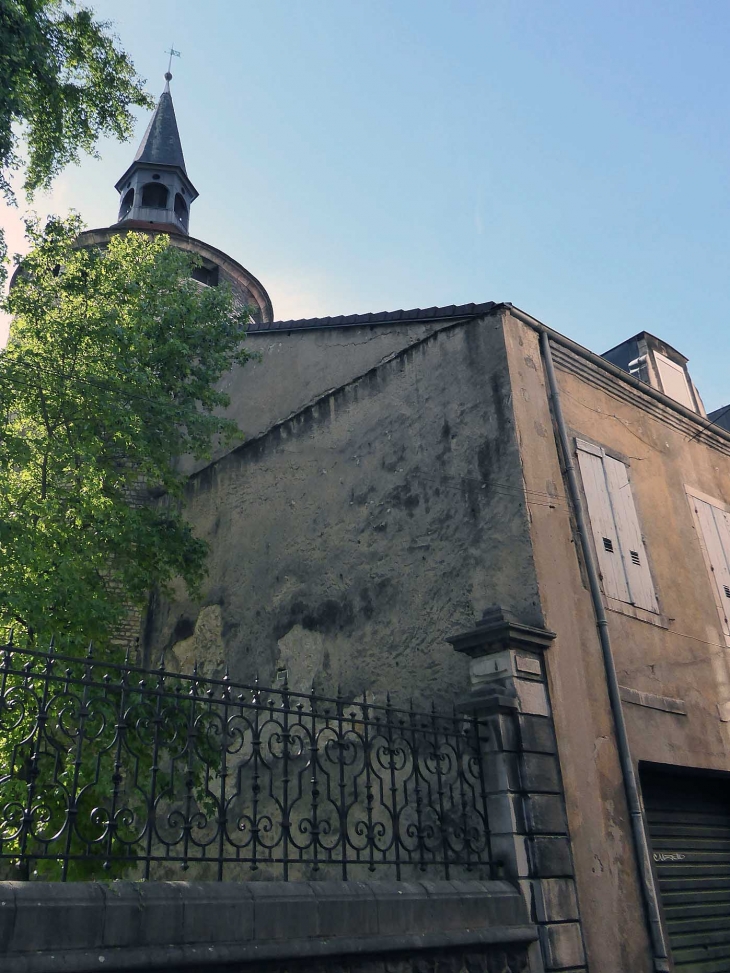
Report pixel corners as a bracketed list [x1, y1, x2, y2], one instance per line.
[118, 188, 134, 221]
[141, 182, 169, 208]
[191, 262, 219, 287]
[603, 537, 614, 553]
[174, 192, 188, 224]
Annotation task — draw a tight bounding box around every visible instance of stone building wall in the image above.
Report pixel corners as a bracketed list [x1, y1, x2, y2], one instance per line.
[144, 313, 542, 706]
[503, 307, 730, 972]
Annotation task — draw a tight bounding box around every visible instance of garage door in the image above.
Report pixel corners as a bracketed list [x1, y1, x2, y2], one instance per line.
[642, 767, 730, 972]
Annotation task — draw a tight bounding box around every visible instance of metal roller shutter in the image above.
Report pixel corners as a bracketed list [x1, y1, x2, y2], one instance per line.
[642, 767, 730, 972]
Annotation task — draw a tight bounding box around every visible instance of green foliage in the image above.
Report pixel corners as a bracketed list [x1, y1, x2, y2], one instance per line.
[0, 0, 151, 285]
[0, 215, 252, 647]
[0, 646, 223, 880]
[0, 0, 151, 202]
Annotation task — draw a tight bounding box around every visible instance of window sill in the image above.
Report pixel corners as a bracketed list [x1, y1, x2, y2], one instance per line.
[605, 597, 669, 629]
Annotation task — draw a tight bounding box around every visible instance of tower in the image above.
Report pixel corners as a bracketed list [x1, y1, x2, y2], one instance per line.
[113, 72, 198, 235]
[77, 70, 274, 323]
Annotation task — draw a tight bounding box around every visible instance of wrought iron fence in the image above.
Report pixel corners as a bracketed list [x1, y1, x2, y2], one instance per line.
[0, 640, 493, 882]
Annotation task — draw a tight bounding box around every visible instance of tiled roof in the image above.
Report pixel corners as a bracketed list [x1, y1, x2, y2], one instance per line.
[248, 300, 497, 333]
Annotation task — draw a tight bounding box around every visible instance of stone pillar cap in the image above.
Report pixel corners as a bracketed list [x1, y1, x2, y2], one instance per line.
[447, 606, 556, 658]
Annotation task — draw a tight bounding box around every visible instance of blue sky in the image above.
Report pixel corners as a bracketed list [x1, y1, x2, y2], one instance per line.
[2, 0, 730, 409]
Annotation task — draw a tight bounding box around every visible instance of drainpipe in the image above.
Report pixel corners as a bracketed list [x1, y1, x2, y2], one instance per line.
[506, 308, 670, 971]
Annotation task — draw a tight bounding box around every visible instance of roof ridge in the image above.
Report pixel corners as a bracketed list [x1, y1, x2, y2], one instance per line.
[248, 300, 497, 333]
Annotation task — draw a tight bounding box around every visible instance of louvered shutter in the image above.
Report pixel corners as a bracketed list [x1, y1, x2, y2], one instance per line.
[576, 439, 658, 611]
[575, 440, 631, 602]
[692, 497, 730, 637]
[604, 456, 659, 612]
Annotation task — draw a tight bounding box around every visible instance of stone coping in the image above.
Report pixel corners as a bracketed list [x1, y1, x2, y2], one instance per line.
[0, 879, 536, 972]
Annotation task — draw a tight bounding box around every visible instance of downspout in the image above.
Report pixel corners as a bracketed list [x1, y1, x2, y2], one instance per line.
[508, 311, 670, 971]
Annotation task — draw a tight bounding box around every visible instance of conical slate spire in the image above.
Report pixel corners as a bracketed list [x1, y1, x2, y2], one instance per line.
[133, 75, 187, 172]
[114, 72, 197, 234]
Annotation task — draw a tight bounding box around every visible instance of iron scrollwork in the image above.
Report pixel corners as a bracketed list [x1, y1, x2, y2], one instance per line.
[0, 641, 493, 881]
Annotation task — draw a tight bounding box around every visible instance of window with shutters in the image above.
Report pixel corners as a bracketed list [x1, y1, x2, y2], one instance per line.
[686, 490, 730, 639]
[654, 351, 695, 410]
[575, 439, 659, 612]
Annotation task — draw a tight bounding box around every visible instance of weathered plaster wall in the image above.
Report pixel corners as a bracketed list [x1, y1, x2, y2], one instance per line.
[145, 314, 542, 706]
[180, 321, 453, 474]
[502, 312, 653, 973]
[504, 308, 730, 973]
[551, 338, 730, 770]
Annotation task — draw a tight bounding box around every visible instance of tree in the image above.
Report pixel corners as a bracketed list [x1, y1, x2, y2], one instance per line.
[0, 215, 251, 647]
[0, 0, 152, 281]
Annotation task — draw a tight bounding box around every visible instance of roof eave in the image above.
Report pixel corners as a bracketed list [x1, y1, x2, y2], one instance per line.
[114, 162, 199, 200]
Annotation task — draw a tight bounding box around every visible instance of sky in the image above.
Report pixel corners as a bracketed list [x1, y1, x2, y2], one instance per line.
[2, 0, 730, 409]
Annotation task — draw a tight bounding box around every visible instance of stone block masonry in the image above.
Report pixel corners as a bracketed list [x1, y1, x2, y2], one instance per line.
[449, 607, 588, 973]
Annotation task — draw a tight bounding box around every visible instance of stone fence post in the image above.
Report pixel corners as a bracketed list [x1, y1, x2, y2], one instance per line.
[448, 608, 588, 973]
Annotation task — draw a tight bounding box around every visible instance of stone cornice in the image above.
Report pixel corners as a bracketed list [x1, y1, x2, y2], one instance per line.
[447, 607, 556, 658]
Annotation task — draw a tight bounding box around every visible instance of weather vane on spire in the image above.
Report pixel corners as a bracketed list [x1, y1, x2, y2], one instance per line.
[165, 45, 180, 81]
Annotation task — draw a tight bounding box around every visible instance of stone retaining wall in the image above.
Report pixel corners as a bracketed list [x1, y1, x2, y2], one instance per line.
[0, 879, 536, 973]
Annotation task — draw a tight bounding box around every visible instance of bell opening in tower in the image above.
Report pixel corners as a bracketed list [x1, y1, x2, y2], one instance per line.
[141, 182, 169, 209]
[119, 188, 134, 221]
[174, 192, 188, 228]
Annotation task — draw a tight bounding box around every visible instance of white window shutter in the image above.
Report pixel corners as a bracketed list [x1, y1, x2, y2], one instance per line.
[654, 352, 694, 410]
[603, 456, 659, 612]
[576, 441, 631, 602]
[693, 498, 730, 636]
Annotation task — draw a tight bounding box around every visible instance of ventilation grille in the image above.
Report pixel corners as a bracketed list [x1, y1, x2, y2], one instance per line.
[630, 550, 641, 565]
[724, 586, 730, 600]
[603, 537, 614, 553]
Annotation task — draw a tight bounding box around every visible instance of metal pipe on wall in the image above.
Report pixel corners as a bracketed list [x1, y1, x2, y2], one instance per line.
[506, 309, 670, 971]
